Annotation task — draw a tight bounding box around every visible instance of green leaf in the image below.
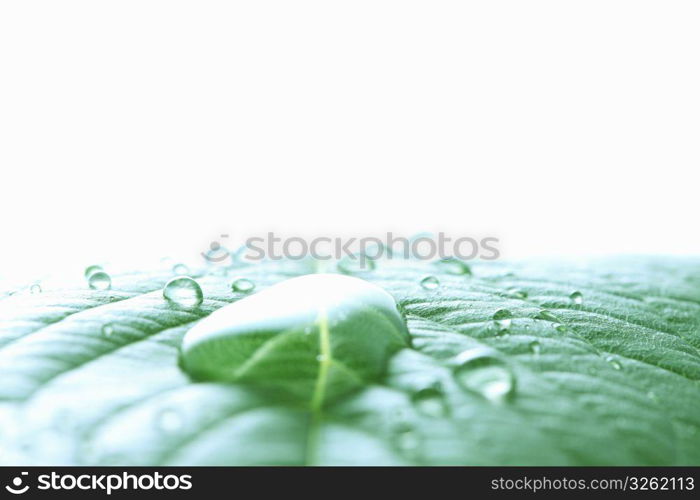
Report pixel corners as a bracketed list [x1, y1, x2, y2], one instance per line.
[0, 257, 699, 465]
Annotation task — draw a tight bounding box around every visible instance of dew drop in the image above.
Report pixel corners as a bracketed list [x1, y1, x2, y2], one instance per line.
[231, 278, 255, 293]
[492, 309, 513, 331]
[435, 258, 471, 276]
[453, 349, 515, 402]
[605, 355, 622, 370]
[84, 265, 103, 279]
[180, 274, 409, 404]
[569, 291, 584, 305]
[420, 276, 440, 290]
[172, 263, 189, 275]
[555, 324, 568, 333]
[30, 283, 42, 294]
[163, 276, 203, 308]
[337, 255, 376, 274]
[88, 271, 111, 290]
[534, 309, 561, 323]
[529, 340, 541, 355]
[155, 409, 183, 434]
[102, 324, 114, 337]
[411, 387, 449, 418]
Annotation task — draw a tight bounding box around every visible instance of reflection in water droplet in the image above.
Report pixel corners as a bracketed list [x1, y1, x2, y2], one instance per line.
[605, 355, 622, 370]
[529, 340, 541, 355]
[420, 276, 440, 290]
[232, 278, 255, 293]
[435, 258, 472, 276]
[84, 265, 103, 278]
[173, 263, 189, 275]
[411, 387, 449, 418]
[88, 271, 111, 290]
[569, 291, 584, 305]
[453, 349, 515, 402]
[492, 309, 513, 331]
[102, 324, 114, 337]
[337, 256, 376, 274]
[163, 276, 203, 308]
[534, 309, 561, 323]
[156, 409, 183, 434]
[30, 283, 42, 294]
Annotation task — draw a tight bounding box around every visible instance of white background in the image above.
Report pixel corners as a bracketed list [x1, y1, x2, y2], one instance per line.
[1, 1, 698, 280]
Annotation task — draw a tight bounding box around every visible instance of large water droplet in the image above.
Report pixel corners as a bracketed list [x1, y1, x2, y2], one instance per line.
[30, 283, 42, 294]
[411, 387, 449, 418]
[163, 276, 203, 308]
[569, 291, 584, 305]
[453, 349, 515, 402]
[420, 276, 440, 290]
[492, 309, 513, 331]
[231, 278, 255, 293]
[84, 265, 103, 278]
[180, 274, 410, 406]
[88, 271, 111, 290]
[435, 258, 471, 276]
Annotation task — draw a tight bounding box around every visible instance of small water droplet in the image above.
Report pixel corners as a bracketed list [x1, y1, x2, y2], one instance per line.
[529, 340, 541, 355]
[316, 354, 329, 362]
[555, 324, 568, 333]
[231, 278, 255, 293]
[411, 387, 449, 418]
[172, 263, 189, 275]
[605, 355, 622, 370]
[420, 276, 440, 290]
[453, 349, 515, 402]
[337, 256, 376, 274]
[507, 287, 528, 299]
[534, 309, 561, 323]
[435, 258, 471, 276]
[492, 309, 513, 331]
[569, 291, 584, 305]
[647, 391, 658, 402]
[30, 283, 42, 294]
[102, 324, 114, 337]
[155, 409, 183, 434]
[88, 271, 111, 290]
[84, 265, 103, 278]
[163, 276, 203, 308]
[392, 424, 422, 457]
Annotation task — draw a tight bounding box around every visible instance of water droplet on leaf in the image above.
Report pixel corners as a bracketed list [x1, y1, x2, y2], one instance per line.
[172, 263, 189, 275]
[534, 309, 561, 323]
[392, 424, 422, 457]
[411, 387, 449, 418]
[569, 291, 583, 305]
[231, 278, 255, 293]
[30, 283, 42, 294]
[529, 340, 541, 355]
[435, 258, 471, 276]
[180, 274, 410, 406]
[507, 287, 528, 299]
[605, 355, 622, 370]
[420, 276, 440, 290]
[84, 265, 103, 278]
[102, 324, 114, 337]
[88, 271, 111, 290]
[492, 309, 513, 331]
[453, 349, 515, 402]
[163, 276, 203, 308]
[155, 409, 183, 434]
